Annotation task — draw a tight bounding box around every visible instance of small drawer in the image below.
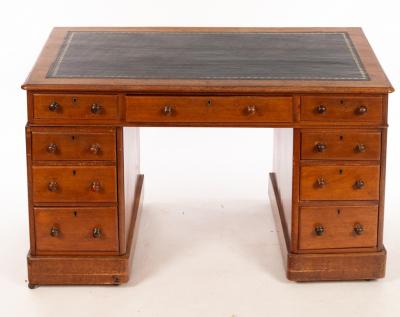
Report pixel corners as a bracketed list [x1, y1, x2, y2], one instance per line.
[31, 127, 116, 161]
[301, 96, 383, 124]
[33, 94, 119, 121]
[126, 96, 293, 123]
[32, 166, 117, 203]
[300, 164, 380, 201]
[299, 205, 378, 250]
[301, 130, 381, 160]
[34, 207, 118, 254]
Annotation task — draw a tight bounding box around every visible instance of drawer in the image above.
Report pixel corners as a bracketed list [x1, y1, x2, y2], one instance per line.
[31, 128, 116, 161]
[301, 96, 383, 123]
[299, 205, 378, 250]
[300, 165, 380, 201]
[32, 166, 117, 203]
[33, 94, 119, 121]
[301, 130, 381, 160]
[126, 96, 293, 123]
[34, 207, 118, 254]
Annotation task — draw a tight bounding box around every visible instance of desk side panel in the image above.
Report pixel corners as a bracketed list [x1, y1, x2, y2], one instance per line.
[272, 129, 294, 246]
[118, 127, 140, 254]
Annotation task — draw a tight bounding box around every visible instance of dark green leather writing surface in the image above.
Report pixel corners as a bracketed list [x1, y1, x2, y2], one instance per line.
[48, 32, 368, 81]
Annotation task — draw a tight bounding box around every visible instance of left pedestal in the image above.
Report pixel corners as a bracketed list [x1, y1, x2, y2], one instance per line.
[26, 125, 142, 286]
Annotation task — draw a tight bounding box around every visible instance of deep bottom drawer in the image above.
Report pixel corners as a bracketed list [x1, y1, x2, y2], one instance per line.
[34, 207, 119, 254]
[299, 205, 378, 250]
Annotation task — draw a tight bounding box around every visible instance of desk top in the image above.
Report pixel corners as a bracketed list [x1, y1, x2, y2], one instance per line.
[22, 27, 393, 93]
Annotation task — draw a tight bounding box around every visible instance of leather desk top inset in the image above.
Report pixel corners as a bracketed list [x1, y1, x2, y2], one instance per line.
[22, 27, 393, 94]
[47, 31, 367, 81]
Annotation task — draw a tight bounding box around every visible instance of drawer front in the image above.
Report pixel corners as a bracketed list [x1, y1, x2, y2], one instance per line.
[34, 207, 118, 254]
[32, 166, 117, 203]
[301, 131, 381, 160]
[31, 128, 116, 161]
[33, 94, 119, 120]
[301, 96, 383, 123]
[300, 165, 380, 201]
[299, 206, 378, 250]
[126, 96, 293, 123]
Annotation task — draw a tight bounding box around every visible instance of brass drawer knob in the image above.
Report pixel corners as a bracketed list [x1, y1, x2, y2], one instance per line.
[355, 105, 368, 115]
[47, 143, 57, 153]
[354, 179, 365, 190]
[354, 223, 364, 235]
[316, 104, 327, 114]
[93, 227, 102, 238]
[354, 144, 366, 153]
[315, 177, 326, 188]
[246, 105, 257, 115]
[48, 181, 58, 192]
[89, 143, 101, 155]
[90, 181, 101, 192]
[48, 102, 60, 112]
[163, 105, 174, 116]
[90, 103, 102, 114]
[314, 225, 325, 236]
[314, 143, 327, 152]
[50, 226, 60, 237]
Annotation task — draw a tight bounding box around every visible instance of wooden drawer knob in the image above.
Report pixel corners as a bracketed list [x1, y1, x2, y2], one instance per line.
[315, 104, 327, 114]
[47, 143, 57, 153]
[246, 105, 257, 115]
[47, 181, 58, 192]
[90, 103, 102, 114]
[48, 101, 60, 112]
[90, 181, 102, 192]
[354, 179, 365, 190]
[89, 143, 101, 155]
[163, 105, 174, 116]
[50, 226, 60, 237]
[314, 225, 325, 236]
[353, 223, 364, 235]
[314, 143, 327, 152]
[93, 227, 102, 238]
[315, 177, 326, 188]
[355, 105, 368, 115]
[354, 144, 367, 153]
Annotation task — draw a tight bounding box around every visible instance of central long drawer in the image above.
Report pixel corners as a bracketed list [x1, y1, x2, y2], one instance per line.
[125, 96, 294, 123]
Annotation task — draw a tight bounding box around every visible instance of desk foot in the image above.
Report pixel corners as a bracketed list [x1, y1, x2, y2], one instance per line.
[26, 174, 144, 286]
[268, 172, 386, 282]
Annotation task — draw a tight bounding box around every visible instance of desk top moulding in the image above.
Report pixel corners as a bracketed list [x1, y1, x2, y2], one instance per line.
[22, 27, 393, 93]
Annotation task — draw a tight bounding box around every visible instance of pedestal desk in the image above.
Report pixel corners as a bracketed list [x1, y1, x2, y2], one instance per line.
[22, 27, 393, 287]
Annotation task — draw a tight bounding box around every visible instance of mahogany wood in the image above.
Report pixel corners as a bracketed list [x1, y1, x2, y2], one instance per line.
[269, 173, 386, 281]
[298, 205, 378, 250]
[22, 27, 393, 285]
[33, 94, 119, 121]
[300, 164, 380, 201]
[27, 175, 144, 286]
[31, 127, 116, 161]
[32, 165, 117, 203]
[126, 96, 293, 123]
[300, 95, 383, 124]
[34, 207, 119, 255]
[301, 130, 381, 161]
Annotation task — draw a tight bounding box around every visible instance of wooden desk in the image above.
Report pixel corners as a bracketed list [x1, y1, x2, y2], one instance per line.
[22, 27, 393, 287]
